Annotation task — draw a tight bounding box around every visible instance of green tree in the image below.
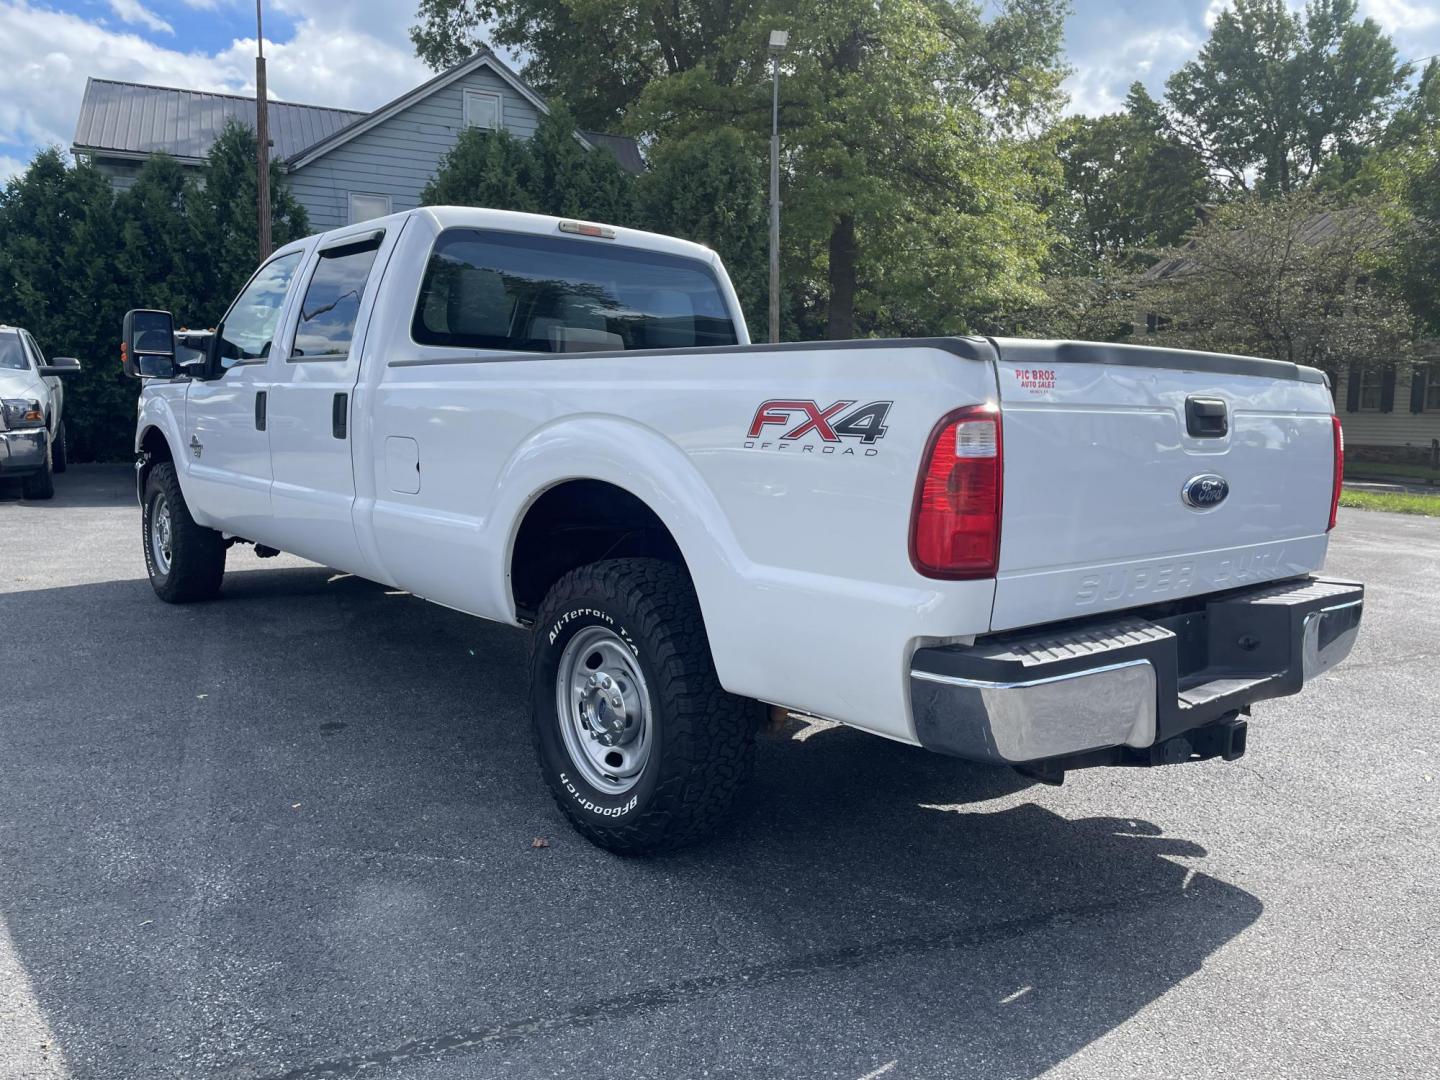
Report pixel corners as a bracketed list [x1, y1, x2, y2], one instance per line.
[530, 104, 640, 223]
[1389, 130, 1440, 336]
[1139, 190, 1412, 379]
[421, 125, 544, 211]
[421, 106, 640, 223]
[410, 0, 1068, 339]
[638, 127, 768, 331]
[188, 120, 310, 311]
[636, 0, 1068, 338]
[1164, 0, 1410, 194]
[0, 126, 310, 463]
[410, 0, 765, 129]
[1055, 84, 1212, 269]
[0, 150, 134, 461]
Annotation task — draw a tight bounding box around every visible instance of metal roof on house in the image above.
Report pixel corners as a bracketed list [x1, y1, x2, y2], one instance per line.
[71, 69, 645, 176]
[71, 78, 366, 164]
[579, 131, 645, 174]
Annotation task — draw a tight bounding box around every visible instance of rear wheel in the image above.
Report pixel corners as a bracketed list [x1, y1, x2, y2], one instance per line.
[529, 558, 759, 855]
[51, 419, 67, 473]
[142, 462, 226, 603]
[20, 435, 54, 500]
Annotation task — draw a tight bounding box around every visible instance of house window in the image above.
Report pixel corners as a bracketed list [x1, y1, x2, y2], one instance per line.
[463, 89, 502, 131]
[348, 192, 391, 225]
[1358, 366, 1384, 411]
[1426, 365, 1440, 411]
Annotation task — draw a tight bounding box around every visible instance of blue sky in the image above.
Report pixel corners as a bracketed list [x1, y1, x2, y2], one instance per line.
[2, 0, 1439, 181]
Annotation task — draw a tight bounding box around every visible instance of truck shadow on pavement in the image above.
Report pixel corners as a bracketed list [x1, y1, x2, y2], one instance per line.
[0, 564, 1262, 1080]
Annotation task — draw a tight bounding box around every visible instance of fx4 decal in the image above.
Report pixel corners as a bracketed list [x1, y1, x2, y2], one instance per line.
[745, 400, 893, 455]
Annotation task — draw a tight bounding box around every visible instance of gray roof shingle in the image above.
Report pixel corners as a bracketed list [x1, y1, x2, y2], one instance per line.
[71, 78, 365, 163]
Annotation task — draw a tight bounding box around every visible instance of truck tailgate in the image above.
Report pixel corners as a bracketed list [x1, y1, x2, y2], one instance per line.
[989, 339, 1338, 632]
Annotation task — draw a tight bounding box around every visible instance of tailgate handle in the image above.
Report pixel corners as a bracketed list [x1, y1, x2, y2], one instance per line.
[1186, 396, 1228, 438]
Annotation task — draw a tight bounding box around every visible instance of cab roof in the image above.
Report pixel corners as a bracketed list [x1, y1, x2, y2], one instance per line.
[273, 206, 721, 269]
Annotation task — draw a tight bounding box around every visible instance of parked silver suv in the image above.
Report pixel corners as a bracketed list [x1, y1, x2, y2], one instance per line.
[0, 325, 81, 500]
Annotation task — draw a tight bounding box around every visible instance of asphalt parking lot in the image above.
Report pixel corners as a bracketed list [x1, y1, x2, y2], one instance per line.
[2, 465, 1436, 1080]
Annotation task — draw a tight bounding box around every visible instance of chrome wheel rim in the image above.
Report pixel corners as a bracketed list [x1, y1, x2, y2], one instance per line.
[555, 626, 652, 795]
[150, 494, 173, 575]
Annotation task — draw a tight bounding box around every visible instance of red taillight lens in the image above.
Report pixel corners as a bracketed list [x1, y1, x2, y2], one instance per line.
[910, 404, 1003, 579]
[1328, 415, 1344, 532]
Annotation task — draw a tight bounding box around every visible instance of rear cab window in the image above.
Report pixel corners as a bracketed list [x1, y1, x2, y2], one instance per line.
[411, 229, 738, 354]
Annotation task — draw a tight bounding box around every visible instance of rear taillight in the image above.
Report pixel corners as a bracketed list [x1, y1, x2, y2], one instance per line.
[1328, 414, 1344, 531]
[910, 404, 1003, 579]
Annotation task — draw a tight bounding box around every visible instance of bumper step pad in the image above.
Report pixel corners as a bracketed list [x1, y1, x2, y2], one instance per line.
[911, 576, 1363, 767]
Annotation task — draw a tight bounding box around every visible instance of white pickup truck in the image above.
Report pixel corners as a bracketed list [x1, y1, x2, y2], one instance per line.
[125, 206, 1363, 853]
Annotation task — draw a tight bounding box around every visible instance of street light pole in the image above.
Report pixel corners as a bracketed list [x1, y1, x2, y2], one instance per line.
[255, 0, 272, 260]
[768, 30, 788, 345]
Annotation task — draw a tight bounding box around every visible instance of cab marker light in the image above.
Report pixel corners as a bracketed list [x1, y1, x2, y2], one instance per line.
[559, 220, 616, 239]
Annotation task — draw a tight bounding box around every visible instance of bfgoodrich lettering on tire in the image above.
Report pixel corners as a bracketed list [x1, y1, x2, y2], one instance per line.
[529, 558, 759, 855]
[142, 462, 226, 603]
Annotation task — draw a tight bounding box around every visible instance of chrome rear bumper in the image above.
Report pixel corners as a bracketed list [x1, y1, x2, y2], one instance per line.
[910, 576, 1363, 768]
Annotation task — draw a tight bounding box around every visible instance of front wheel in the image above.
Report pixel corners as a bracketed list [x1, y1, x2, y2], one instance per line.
[142, 462, 226, 603]
[529, 558, 759, 855]
[51, 419, 68, 473]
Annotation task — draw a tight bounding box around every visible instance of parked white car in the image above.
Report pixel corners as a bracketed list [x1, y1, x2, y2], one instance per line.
[124, 207, 1363, 854]
[0, 324, 80, 499]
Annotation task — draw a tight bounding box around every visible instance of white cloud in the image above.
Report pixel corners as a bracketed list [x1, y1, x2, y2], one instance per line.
[1361, 0, 1440, 34]
[1063, 27, 1201, 116]
[108, 0, 173, 35]
[1, 153, 28, 182]
[0, 0, 430, 168]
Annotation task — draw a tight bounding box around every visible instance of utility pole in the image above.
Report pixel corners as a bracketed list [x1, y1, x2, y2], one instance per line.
[768, 30, 788, 345]
[255, 0, 272, 259]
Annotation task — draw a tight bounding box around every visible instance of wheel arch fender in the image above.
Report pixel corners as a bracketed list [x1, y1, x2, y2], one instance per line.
[134, 395, 187, 505]
[491, 417, 755, 679]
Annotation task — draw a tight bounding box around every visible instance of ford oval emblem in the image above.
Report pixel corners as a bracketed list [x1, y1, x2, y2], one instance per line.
[1182, 473, 1229, 509]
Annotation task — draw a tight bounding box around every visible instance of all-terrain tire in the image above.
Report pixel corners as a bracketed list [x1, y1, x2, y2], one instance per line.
[20, 435, 54, 500]
[529, 558, 760, 855]
[51, 419, 68, 473]
[142, 462, 226, 603]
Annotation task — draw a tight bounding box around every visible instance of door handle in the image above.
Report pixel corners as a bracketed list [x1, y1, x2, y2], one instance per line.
[255, 391, 267, 431]
[332, 392, 348, 439]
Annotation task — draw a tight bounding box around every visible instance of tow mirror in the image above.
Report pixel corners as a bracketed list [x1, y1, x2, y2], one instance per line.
[122, 309, 177, 379]
[39, 356, 81, 376]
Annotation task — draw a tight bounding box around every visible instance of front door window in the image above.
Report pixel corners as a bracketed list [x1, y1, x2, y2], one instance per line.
[216, 251, 303, 369]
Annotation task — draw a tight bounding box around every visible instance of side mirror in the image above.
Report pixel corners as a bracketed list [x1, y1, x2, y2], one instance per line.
[122, 309, 176, 379]
[39, 356, 81, 377]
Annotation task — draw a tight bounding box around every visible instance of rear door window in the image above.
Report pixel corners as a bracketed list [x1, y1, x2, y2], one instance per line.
[292, 235, 383, 359]
[411, 229, 739, 353]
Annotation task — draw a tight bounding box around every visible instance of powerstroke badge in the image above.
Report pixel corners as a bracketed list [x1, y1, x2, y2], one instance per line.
[744, 399, 892, 456]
